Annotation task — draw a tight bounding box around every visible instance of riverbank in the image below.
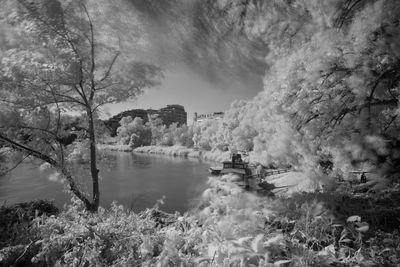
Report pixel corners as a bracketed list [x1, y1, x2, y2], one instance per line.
[134, 145, 230, 162]
[97, 144, 133, 152]
[99, 143, 231, 163]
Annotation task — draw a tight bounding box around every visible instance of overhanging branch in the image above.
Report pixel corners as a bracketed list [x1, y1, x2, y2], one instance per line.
[0, 133, 94, 209]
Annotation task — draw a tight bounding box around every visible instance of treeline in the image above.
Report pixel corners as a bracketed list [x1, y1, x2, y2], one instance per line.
[115, 115, 194, 148]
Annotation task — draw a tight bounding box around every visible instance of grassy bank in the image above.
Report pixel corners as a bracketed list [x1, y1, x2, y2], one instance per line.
[133, 145, 230, 163]
[97, 144, 133, 152]
[99, 143, 231, 163]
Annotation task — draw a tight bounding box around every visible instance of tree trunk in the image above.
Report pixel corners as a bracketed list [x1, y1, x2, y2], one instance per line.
[60, 167, 94, 210]
[87, 110, 100, 212]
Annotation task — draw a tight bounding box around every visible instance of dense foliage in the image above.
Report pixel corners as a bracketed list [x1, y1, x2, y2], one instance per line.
[1, 176, 399, 266]
[115, 115, 194, 148]
[190, 0, 400, 181]
[0, 200, 59, 266]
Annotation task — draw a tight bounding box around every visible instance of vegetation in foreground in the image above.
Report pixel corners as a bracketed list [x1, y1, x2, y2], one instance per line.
[1, 175, 399, 267]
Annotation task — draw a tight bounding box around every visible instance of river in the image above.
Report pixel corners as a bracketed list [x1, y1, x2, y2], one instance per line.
[0, 152, 212, 213]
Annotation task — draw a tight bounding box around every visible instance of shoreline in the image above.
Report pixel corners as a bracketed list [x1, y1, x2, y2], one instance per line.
[134, 145, 231, 163]
[97, 144, 133, 152]
[134, 145, 200, 158]
[99, 144, 230, 163]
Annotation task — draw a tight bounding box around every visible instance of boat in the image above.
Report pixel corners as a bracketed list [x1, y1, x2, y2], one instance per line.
[209, 153, 255, 189]
[209, 152, 291, 193]
[209, 152, 250, 176]
[209, 160, 248, 176]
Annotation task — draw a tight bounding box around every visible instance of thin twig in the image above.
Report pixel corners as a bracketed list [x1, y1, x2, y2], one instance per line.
[14, 240, 34, 264]
[211, 250, 217, 266]
[1, 153, 31, 176]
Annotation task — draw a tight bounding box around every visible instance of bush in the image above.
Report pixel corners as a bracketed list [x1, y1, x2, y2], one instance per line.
[0, 200, 59, 249]
[2, 180, 400, 266]
[0, 200, 59, 266]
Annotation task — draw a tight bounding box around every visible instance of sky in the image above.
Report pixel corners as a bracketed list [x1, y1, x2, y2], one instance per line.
[104, 67, 263, 122]
[101, 0, 267, 122]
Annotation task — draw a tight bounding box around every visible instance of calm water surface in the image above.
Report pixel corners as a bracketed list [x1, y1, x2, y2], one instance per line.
[0, 152, 211, 213]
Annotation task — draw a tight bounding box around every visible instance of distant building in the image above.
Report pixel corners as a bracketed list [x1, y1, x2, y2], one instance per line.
[159, 105, 187, 126]
[104, 105, 187, 136]
[147, 109, 159, 116]
[194, 111, 224, 123]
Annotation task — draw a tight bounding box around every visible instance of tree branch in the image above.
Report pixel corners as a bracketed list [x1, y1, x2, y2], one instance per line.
[1, 153, 31, 176]
[81, 4, 96, 102]
[99, 51, 120, 82]
[41, 83, 86, 106]
[382, 115, 398, 133]
[336, 0, 364, 29]
[0, 133, 94, 210]
[0, 134, 57, 165]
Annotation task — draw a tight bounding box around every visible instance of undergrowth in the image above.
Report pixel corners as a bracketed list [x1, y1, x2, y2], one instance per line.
[0, 175, 399, 266]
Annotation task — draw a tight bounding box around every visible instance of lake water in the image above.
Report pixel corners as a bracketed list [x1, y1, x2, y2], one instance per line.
[0, 152, 212, 213]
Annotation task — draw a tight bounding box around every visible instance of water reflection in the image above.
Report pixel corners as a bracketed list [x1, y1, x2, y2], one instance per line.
[0, 152, 211, 213]
[132, 157, 152, 168]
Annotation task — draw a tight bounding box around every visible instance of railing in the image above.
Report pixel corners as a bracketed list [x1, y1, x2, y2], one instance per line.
[222, 162, 248, 169]
[264, 169, 291, 176]
[246, 168, 291, 179]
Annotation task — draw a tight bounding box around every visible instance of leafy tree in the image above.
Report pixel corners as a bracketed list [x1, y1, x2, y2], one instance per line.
[0, 0, 162, 211]
[171, 123, 194, 147]
[273, 0, 400, 176]
[116, 116, 135, 144]
[189, 0, 400, 179]
[116, 116, 152, 147]
[146, 114, 166, 145]
[192, 119, 220, 151]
